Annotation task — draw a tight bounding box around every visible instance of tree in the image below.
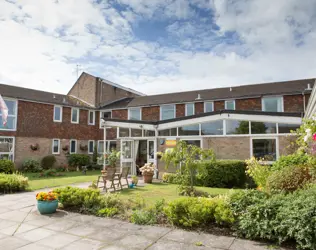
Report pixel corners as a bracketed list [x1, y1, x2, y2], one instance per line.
[162, 141, 215, 189]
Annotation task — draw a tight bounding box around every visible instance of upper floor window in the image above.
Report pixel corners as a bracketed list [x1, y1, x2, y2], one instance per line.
[160, 104, 175, 120]
[185, 103, 194, 116]
[128, 107, 141, 120]
[70, 139, 77, 154]
[225, 100, 235, 110]
[88, 110, 95, 125]
[53, 106, 62, 122]
[100, 111, 112, 128]
[52, 139, 60, 154]
[204, 102, 214, 113]
[71, 108, 79, 124]
[262, 96, 283, 112]
[0, 99, 17, 130]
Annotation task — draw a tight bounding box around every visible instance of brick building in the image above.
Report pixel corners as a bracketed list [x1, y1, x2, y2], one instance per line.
[0, 72, 314, 177]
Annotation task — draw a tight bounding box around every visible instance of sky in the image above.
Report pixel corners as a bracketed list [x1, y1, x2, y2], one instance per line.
[1, 0, 316, 95]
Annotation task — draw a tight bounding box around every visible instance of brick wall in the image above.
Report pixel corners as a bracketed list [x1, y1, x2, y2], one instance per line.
[284, 94, 304, 113]
[195, 102, 204, 114]
[214, 101, 225, 111]
[112, 109, 128, 120]
[236, 98, 261, 111]
[176, 104, 185, 118]
[142, 106, 160, 121]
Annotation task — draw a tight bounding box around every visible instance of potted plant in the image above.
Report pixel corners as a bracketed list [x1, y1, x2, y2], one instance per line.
[36, 191, 58, 214]
[131, 175, 138, 186]
[140, 163, 155, 184]
[156, 152, 163, 160]
[100, 150, 120, 174]
[30, 143, 39, 151]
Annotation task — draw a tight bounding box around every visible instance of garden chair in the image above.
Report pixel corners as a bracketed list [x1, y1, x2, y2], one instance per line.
[115, 167, 130, 190]
[96, 168, 117, 192]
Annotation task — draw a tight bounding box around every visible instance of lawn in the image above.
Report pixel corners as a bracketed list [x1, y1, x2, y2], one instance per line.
[118, 182, 239, 205]
[25, 170, 100, 190]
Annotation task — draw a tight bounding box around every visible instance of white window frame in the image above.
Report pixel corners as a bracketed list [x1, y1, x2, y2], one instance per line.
[250, 136, 279, 163]
[262, 96, 284, 112]
[70, 139, 77, 154]
[204, 102, 214, 113]
[52, 139, 60, 154]
[97, 140, 117, 153]
[0, 136, 15, 161]
[128, 107, 142, 120]
[53, 105, 63, 122]
[88, 110, 95, 125]
[225, 100, 235, 110]
[0, 98, 18, 131]
[88, 140, 95, 154]
[180, 138, 203, 148]
[71, 108, 79, 124]
[160, 104, 176, 120]
[99, 110, 112, 129]
[185, 103, 195, 116]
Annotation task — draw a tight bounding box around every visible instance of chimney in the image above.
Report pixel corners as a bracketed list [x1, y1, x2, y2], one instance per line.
[195, 94, 201, 100]
[53, 94, 56, 99]
[230, 87, 232, 92]
[307, 83, 312, 90]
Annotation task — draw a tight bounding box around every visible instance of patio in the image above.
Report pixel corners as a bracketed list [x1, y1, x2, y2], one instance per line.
[0, 188, 282, 250]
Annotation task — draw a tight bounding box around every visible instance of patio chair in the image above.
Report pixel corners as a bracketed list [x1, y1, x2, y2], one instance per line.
[96, 168, 117, 192]
[115, 167, 130, 190]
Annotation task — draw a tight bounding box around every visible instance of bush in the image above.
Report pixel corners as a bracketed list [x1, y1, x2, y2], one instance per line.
[177, 185, 210, 197]
[162, 172, 189, 184]
[38, 169, 64, 178]
[246, 157, 271, 190]
[164, 196, 234, 228]
[272, 152, 311, 171]
[130, 209, 157, 225]
[68, 154, 90, 169]
[97, 207, 119, 217]
[41, 155, 56, 170]
[22, 159, 41, 172]
[266, 165, 312, 193]
[0, 173, 29, 193]
[0, 159, 15, 174]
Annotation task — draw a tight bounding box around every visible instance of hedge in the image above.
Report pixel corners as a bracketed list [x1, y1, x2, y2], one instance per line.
[0, 173, 29, 193]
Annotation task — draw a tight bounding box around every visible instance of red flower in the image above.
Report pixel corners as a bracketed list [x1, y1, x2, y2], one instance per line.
[313, 133, 316, 141]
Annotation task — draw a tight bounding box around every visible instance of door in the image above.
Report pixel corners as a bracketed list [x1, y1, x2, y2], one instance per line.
[120, 140, 136, 175]
[147, 139, 156, 165]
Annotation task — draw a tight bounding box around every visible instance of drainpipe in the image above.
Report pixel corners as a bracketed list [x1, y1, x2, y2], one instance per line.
[154, 124, 159, 179]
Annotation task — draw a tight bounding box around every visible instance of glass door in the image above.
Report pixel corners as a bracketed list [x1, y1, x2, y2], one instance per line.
[147, 139, 156, 165]
[121, 140, 135, 175]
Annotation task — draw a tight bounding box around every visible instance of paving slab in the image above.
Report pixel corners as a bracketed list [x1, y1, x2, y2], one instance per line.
[194, 232, 235, 249]
[86, 228, 127, 242]
[0, 211, 29, 222]
[130, 225, 172, 239]
[162, 229, 202, 244]
[113, 234, 155, 249]
[0, 236, 31, 250]
[16, 243, 54, 250]
[35, 232, 80, 248]
[66, 223, 99, 237]
[0, 223, 37, 236]
[0, 219, 19, 230]
[43, 219, 79, 232]
[229, 239, 272, 250]
[69, 214, 98, 223]
[61, 238, 106, 250]
[16, 228, 56, 242]
[88, 217, 125, 228]
[147, 239, 222, 250]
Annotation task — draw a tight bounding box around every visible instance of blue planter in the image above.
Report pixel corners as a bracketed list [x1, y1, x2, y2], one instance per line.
[37, 200, 58, 214]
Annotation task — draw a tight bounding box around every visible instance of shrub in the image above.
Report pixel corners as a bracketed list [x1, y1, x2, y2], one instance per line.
[164, 196, 234, 228]
[38, 169, 64, 178]
[196, 160, 250, 188]
[68, 154, 90, 169]
[41, 155, 57, 170]
[177, 185, 210, 197]
[0, 173, 28, 193]
[266, 165, 312, 193]
[0, 159, 15, 174]
[272, 152, 311, 171]
[162, 172, 189, 185]
[130, 210, 157, 225]
[97, 207, 119, 217]
[245, 157, 271, 191]
[22, 159, 41, 172]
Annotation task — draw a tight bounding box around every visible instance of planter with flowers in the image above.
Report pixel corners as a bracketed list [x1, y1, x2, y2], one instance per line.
[99, 150, 120, 175]
[140, 163, 156, 183]
[36, 191, 58, 214]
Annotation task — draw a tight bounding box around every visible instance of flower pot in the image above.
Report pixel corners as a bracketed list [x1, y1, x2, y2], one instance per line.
[143, 173, 154, 183]
[37, 200, 58, 215]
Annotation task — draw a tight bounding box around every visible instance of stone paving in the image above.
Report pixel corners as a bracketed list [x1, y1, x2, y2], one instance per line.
[0, 187, 281, 250]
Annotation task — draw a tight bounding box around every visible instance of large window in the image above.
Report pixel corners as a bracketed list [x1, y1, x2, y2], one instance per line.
[88, 111, 95, 125]
[181, 140, 201, 147]
[252, 139, 277, 161]
[0, 99, 17, 130]
[71, 108, 79, 124]
[0, 137, 14, 160]
[225, 100, 235, 110]
[262, 97, 283, 112]
[131, 129, 142, 137]
[185, 103, 195, 116]
[158, 128, 177, 137]
[52, 139, 60, 154]
[88, 140, 95, 154]
[160, 104, 175, 120]
[53, 106, 62, 122]
[278, 123, 300, 134]
[204, 102, 214, 113]
[144, 130, 155, 137]
[70, 140, 77, 154]
[98, 140, 117, 153]
[201, 121, 223, 135]
[226, 120, 249, 135]
[178, 124, 199, 136]
[119, 128, 130, 137]
[100, 111, 112, 128]
[128, 107, 141, 120]
[251, 122, 277, 134]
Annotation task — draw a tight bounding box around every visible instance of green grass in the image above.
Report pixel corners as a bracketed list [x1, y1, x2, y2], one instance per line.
[25, 170, 100, 190]
[118, 182, 238, 205]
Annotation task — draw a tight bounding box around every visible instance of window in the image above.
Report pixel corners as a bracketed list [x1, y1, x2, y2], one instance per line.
[88, 111, 95, 125]
[201, 121, 223, 135]
[278, 123, 300, 134]
[251, 122, 277, 134]
[71, 108, 79, 123]
[252, 139, 277, 161]
[0, 137, 14, 160]
[0, 99, 17, 130]
[52, 139, 60, 154]
[131, 129, 142, 137]
[128, 107, 141, 120]
[53, 106, 62, 122]
[204, 102, 214, 113]
[144, 130, 155, 137]
[100, 111, 112, 128]
[225, 100, 235, 110]
[119, 128, 130, 137]
[160, 104, 175, 120]
[185, 103, 195, 116]
[70, 140, 77, 154]
[181, 140, 201, 148]
[88, 140, 95, 154]
[158, 128, 177, 136]
[178, 124, 200, 136]
[98, 140, 117, 153]
[262, 96, 283, 112]
[226, 120, 249, 135]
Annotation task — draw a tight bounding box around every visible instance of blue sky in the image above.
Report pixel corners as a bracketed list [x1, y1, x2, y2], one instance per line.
[0, 0, 316, 95]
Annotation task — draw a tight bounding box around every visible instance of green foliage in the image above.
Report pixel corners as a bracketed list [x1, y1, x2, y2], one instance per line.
[246, 157, 271, 191]
[130, 209, 157, 225]
[68, 154, 90, 168]
[41, 155, 57, 170]
[38, 169, 64, 178]
[271, 152, 312, 171]
[164, 196, 234, 228]
[162, 172, 190, 185]
[266, 165, 312, 193]
[0, 173, 29, 193]
[97, 207, 119, 217]
[131, 175, 138, 185]
[177, 185, 210, 197]
[106, 150, 120, 167]
[0, 159, 15, 174]
[294, 117, 316, 150]
[22, 159, 42, 173]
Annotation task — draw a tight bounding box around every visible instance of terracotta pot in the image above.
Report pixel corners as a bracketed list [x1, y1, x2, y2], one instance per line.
[143, 173, 154, 183]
